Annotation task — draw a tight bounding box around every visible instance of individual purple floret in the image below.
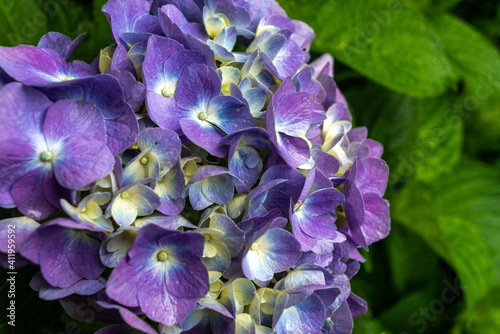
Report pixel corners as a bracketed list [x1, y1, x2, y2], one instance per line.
[0, 83, 115, 219]
[40, 74, 139, 155]
[0, 0, 393, 332]
[220, 128, 272, 192]
[37, 32, 86, 62]
[0, 44, 95, 86]
[121, 127, 181, 186]
[343, 158, 390, 249]
[267, 78, 313, 168]
[174, 63, 254, 156]
[108, 181, 161, 227]
[290, 168, 346, 254]
[241, 216, 301, 285]
[103, 0, 162, 48]
[20, 218, 107, 288]
[187, 166, 235, 210]
[106, 224, 209, 325]
[0, 217, 40, 268]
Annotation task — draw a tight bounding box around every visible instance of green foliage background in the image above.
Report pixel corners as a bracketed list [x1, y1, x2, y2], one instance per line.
[0, 0, 499, 333]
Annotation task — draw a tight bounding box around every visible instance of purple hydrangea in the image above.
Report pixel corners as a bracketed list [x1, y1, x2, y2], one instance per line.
[0, 0, 390, 332]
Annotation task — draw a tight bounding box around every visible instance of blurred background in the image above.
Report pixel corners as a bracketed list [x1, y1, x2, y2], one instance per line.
[0, 0, 499, 333]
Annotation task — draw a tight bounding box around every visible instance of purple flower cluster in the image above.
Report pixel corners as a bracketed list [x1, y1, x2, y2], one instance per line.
[0, 0, 390, 333]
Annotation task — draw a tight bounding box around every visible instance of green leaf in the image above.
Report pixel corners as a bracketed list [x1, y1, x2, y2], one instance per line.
[427, 13, 500, 155]
[434, 158, 500, 284]
[71, 0, 115, 63]
[344, 83, 462, 188]
[453, 285, 500, 334]
[413, 95, 463, 184]
[403, 0, 464, 11]
[0, 0, 113, 63]
[392, 158, 499, 313]
[427, 13, 500, 93]
[386, 224, 440, 293]
[278, 0, 456, 97]
[353, 311, 389, 334]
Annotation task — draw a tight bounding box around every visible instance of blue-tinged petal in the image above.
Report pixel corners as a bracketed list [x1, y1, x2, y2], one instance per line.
[158, 232, 209, 298]
[202, 239, 232, 272]
[296, 213, 342, 241]
[0, 217, 39, 267]
[103, 106, 139, 155]
[278, 269, 326, 290]
[135, 213, 195, 230]
[40, 74, 127, 119]
[0, 46, 72, 85]
[274, 292, 325, 334]
[137, 267, 199, 325]
[272, 39, 306, 79]
[31, 273, 105, 300]
[158, 5, 190, 46]
[97, 301, 158, 334]
[0, 83, 50, 143]
[207, 39, 235, 63]
[242, 87, 267, 116]
[65, 232, 104, 282]
[257, 229, 301, 273]
[155, 165, 186, 215]
[343, 179, 367, 250]
[39, 227, 82, 287]
[128, 184, 161, 216]
[331, 301, 353, 334]
[189, 180, 214, 211]
[38, 32, 85, 62]
[0, 141, 37, 207]
[40, 75, 139, 154]
[201, 173, 234, 206]
[164, 49, 207, 91]
[209, 214, 244, 256]
[146, 91, 185, 133]
[44, 100, 115, 189]
[100, 229, 136, 268]
[175, 64, 221, 111]
[273, 92, 313, 136]
[348, 158, 389, 197]
[276, 133, 310, 169]
[180, 118, 227, 157]
[106, 261, 141, 308]
[242, 249, 273, 282]
[121, 150, 160, 187]
[361, 194, 390, 245]
[106, 69, 145, 111]
[11, 167, 56, 220]
[102, 0, 152, 46]
[143, 35, 184, 93]
[198, 298, 233, 319]
[206, 95, 254, 134]
[301, 188, 344, 216]
[138, 128, 181, 170]
[229, 144, 261, 193]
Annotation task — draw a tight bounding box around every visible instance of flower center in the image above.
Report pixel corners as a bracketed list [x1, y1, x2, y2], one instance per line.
[198, 111, 207, 120]
[250, 243, 259, 251]
[161, 87, 172, 98]
[121, 191, 130, 199]
[157, 250, 169, 262]
[39, 150, 53, 162]
[204, 234, 211, 242]
[81, 206, 87, 213]
[140, 157, 149, 165]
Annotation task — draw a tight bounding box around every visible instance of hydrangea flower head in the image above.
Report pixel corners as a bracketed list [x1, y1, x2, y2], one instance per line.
[0, 0, 391, 332]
